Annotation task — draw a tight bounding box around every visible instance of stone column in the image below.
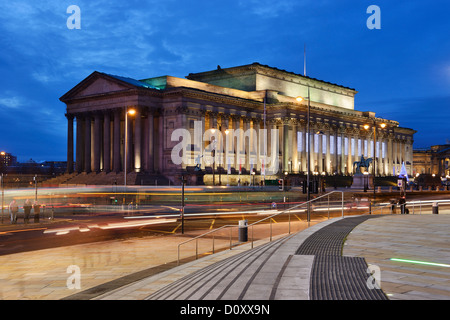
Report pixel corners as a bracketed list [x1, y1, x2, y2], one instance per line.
[301, 122, 307, 173]
[340, 126, 345, 174]
[333, 126, 338, 174]
[244, 117, 250, 171]
[126, 111, 133, 173]
[292, 120, 298, 173]
[393, 137, 398, 174]
[84, 115, 91, 173]
[113, 109, 121, 173]
[400, 138, 405, 165]
[310, 124, 315, 173]
[347, 134, 353, 175]
[387, 134, 392, 176]
[75, 115, 84, 173]
[326, 128, 331, 174]
[156, 114, 164, 173]
[282, 118, 289, 173]
[66, 114, 74, 173]
[318, 130, 323, 173]
[146, 112, 154, 173]
[93, 113, 102, 173]
[272, 120, 280, 175]
[252, 118, 260, 173]
[226, 114, 235, 171]
[376, 134, 381, 175]
[103, 112, 111, 173]
[380, 134, 385, 175]
[235, 116, 242, 172]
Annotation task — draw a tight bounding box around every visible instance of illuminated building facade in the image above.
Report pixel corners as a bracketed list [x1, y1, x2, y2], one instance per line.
[60, 63, 416, 185]
[0, 151, 17, 170]
[413, 144, 450, 177]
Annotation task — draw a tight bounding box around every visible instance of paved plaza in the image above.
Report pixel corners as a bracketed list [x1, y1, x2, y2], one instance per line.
[0, 210, 449, 300]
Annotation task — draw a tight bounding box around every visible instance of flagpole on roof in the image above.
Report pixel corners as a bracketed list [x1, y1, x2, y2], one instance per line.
[304, 44, 306, 76]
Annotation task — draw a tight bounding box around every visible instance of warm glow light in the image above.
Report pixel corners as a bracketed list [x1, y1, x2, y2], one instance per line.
[0, 151, 5, 155]
[380, 123, 386, 128]
[363, 124, 370, 130]
[296, 96, 303, 102]
[225, 129, 229, 135]
[128, 109, 136, 115]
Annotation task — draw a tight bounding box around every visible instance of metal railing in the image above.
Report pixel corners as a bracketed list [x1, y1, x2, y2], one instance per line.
[176, 196, 450, 265]
[385, 199, 450, 215]
[177, 191, 344, 265]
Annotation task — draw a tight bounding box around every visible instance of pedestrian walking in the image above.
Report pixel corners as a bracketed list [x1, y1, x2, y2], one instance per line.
[33, 200, 41, 223]
[23, 199, 32, 224]
[9, 199, 18, 224]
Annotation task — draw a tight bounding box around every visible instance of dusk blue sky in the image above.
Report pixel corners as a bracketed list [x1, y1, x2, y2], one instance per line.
[0, 0, 449, 162]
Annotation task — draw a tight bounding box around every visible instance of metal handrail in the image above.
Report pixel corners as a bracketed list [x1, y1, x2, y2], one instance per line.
[177, 191, 344, 265]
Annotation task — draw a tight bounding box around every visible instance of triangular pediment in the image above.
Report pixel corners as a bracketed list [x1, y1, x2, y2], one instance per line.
[60, 72, 138, 102]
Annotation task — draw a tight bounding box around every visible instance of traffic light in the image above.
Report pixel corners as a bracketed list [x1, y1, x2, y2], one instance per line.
[278, 179, 284, 191]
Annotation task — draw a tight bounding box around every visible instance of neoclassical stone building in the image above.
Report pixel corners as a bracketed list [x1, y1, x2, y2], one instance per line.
[413, 145, 450, 176]
[60, 63, 416, 185]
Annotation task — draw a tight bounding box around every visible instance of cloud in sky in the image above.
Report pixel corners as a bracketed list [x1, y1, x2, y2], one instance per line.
[0, 94, 26, 110]
[0, 0, 449, 162]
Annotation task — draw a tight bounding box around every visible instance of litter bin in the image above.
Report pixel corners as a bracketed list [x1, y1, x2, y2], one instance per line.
[238, 219, 248, 242]
[432, 202, 439, 214]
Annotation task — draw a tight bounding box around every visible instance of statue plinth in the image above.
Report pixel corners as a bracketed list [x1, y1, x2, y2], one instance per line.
[351, 173, 373, 189]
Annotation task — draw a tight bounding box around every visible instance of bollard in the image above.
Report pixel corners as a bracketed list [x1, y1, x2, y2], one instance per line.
[238, 219, 248, 242]
[432, 202, 439, 214]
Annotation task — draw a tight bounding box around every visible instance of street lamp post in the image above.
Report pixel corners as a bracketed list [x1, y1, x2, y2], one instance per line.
[181, 174, 186, 234]
[225, 129, 229, 186]
[296, 86, 311, 225]
[124, 107, 136, 186]
[364, 121, 386, 213]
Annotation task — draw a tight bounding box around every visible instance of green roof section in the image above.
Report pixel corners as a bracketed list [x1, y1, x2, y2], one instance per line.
[102, 73, 161, 90]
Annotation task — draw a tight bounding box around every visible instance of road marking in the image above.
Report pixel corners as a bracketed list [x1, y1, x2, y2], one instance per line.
[0, 227, 47, 235]
[209, 219, 215, 230]
[171, 223, 182, 233]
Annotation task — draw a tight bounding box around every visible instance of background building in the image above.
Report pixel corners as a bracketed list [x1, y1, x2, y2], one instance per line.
[59, 63, 416, 185]
[0, 151, 17, 170]
[413, 144, 450, 177]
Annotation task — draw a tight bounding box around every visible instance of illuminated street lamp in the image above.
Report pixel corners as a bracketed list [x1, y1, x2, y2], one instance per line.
[124, 107, 136, 186]
[364, 121, 386, 212]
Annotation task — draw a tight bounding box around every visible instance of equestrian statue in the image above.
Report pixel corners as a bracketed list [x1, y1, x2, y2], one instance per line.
[353, 155, 372, 174]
